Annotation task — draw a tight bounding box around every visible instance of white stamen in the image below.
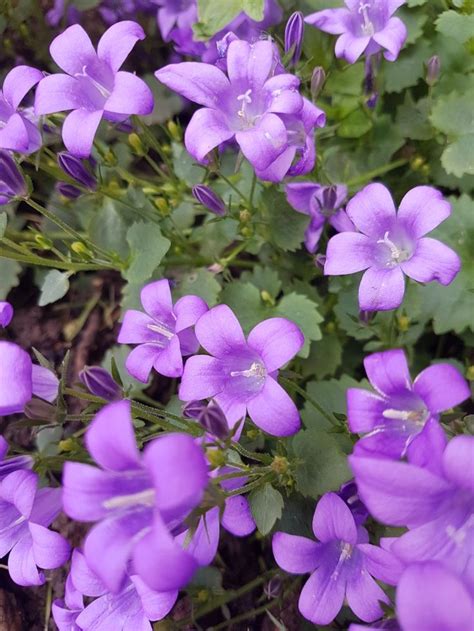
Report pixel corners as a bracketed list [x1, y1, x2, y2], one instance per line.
[103, 488, 156, 510]
[230, 361, 266, 379]
[358, 2, 375, 36]
[146, 322, 174, 339]
[446, 515, 474, 547]
[377, 231, 410, 265]
[237, 89, 253, 118]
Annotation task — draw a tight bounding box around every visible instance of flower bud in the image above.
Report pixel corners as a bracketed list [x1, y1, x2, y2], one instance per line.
[128, 133, 146, 156]
[310, 67, 326, 101]
[426, 55, 440, 86]
[57, 183, 82, 199]
[192, 185, 226, 217]
[183, 399, 229, 440]
[79, 366, 122, 401]
[0, 301, 13, 328]
[264, 576, 282, 599]
[167, 120, 181, 142]
[285, 11, 304, 66]
[57, 152, 96, 190]
[71, 242, 94, 259]
[24, 398, 57, 421]
[0, 150, 27, 204]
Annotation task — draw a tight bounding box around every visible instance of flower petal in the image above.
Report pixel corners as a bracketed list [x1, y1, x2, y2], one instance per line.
[272, 532, 321, 574]
[118, 310, 160, 344]
[174, 295, 208, 332]
[227, 39, 273, 89]
[31, 365, 59, 403]
[305, 8, 351, 34]
[9, 535, 43, 586]
[0, 469, 37, 517]
[140, 279, 173, 319]
[413, 363, 469, 414]
[359, 266, 406, 311]
[105, 72, 153, 116]
[125, 343, 160, 383]
[363, 349, 412, 396]
[298, 557, 345, 625]
[0, 341, 32, 415]
[155, 62, 229, 108]
[401, 237, 460, 285]
[247, 317, 304, 372]
[185, 107, 234, 162]
[153, 335, 183, 378]
[176, 508, 220, 567]
[34, 74, 85, 115]
[236, 113, 287, 171]
[222, 496, 256, 537]
[347, 388, 386, 433]
[0, 113, 29, 153]
[194, 304, 245, 358]
[285, 182, 319, 215]
[3, 66, 43, 110]
[97, 21, 145, 72]
[247, 377, 300, 437]
[179, 355, 225, 401]
[335, 32, 371, 63]
[50, 24, 97, 76]
[346, 558, 388, 623]
[312, 492, 357, 544]
[324, 232, 375, 274]
[357, 543, 403, 585]
[29, 522, 70, 569]
[346, 183, 396, 238]
[442, 435, 474, 493]
[70, 549, 106, 597]
[131, 575, 178, 621]
[398, 186, 451, 238]
[373, 16, 407, 61]
[62, 109, 103, 158]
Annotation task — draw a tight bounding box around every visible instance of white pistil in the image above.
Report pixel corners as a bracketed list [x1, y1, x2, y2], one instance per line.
[237, 89, 253, 118]
[103, 488, 156, 510]
[382, 408, 427, 424]
[230, 361, 266, 379]
[446, 515, 474, 547]
[76, 65, 111, 100]
[331, 542, 353, 580]
[377, 231, 410, 265]
[146, 321, 174, 339]
[358, 2, 375, 36]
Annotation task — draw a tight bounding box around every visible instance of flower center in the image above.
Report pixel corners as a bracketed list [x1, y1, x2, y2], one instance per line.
[230, 361, 267, 381]
[103, 488, 156, 510]
[382, 407, 429, 426]
[146, 321, 174, 339]
[358, 2, 375, 36]
[377, 231, 412, 266]
[75, 65, 112, 100]
[445, 514, 474, 547]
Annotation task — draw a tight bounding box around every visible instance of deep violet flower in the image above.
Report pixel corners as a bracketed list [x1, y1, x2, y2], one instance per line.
[338, 480, 369, 526]
[272, 492, 402, 625]
[350, 435, 474, 592]
[286, 182, 352, 253]
[324, 184, 461, 311]
[179, 304, 304, 436]
[62, 400, 209, 593]
[117, 279, 208, 382]
[0, 437, 33, 480]
[285, 12, 305, 66]
[0, 341, 59, 416]
[155, 39, 309, 179]
[35, 22, 153, 157]
[0, 151, 28, 204]
[192, 184, 227, 216]
[57, 152, 97, 190]
[0, 469, 70, 586]
[0, 301, 13, 327]
[305, 0, 407, 64]
[347, 349, 470, 463]
[0, 66, 43, 154]
[79, 365, 122, 401]
[52, 549, 177, 630]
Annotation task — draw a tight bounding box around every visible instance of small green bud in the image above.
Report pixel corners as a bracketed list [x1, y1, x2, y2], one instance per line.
[467, 366, 474, 381]
[260, 290, 274, 306]
[128, 133, 146, 156]
[154, 197, 170, 215]
[103, 149, 117, 167]
[246, 428, 260, 440]
[34, 234, 53, 250]
[167, 120, 182, 141]
[71, 241, 94, 259]
[271, 455, 289, 475]
[241, 226, 253, 238]
[239, 209, 251, 223]
[206, 449, 226, 468]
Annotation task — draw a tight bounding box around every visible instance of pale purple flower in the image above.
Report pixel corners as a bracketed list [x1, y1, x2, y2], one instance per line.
[52, 549, 177, 630]
[0, 301, 13, 327]
[117, 279, 208, 382]
[286, 182, 352, 252]
[192, 184, 227, 216]
[0, 151, 28, 204]
[0, 437, 33, 480]
[305, 0, 407, 64]
[155, 39, 309, 180]
[324, 184, 461, 311]
[396, 562, 474, 631]
[0, 341, 59, 416]
[348, 349, 470, 463]
[62, 400, 209, 593]
[350, 435, 474, 591]
[35, 22, 153, 157]
[0, 66, 43, 154]
[285, 12, 305, 65]
[272, 492, 402, 625]
[0, 469, 70, 586]
[46, 0, 80, 27]
[79, 365, 122, 401]
[179, 305, 304, 436]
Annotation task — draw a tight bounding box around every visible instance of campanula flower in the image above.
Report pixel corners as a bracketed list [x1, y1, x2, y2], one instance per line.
[0, 437, 33, 480]
[35, 22, 154, 157]
[179, 304, 304, 436]
[0, 66, 43, 154]
[305, 0, 407, 64]
[272, 492, 402, 625]
[0, 301, 13, 327]
[350, 435, 474, 591]
[192, 184, 227, 216]
[0, 150, 28, 204]
[286, 182, 352, 252]
[118, 279, 208, 382]
[0, 469, 70, 586]
[155, 39, 310, 180]
[324, 184, 461, 311]
[348, 349, 470, 463]
[62, 400, 209, 593]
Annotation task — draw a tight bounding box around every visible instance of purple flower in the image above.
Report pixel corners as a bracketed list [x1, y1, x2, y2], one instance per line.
[0, 301, 13, 327]
[338, 480, 369, 526]
[396, 562, 474, 631]
[285, 12, 305, 66]
[0, 469, 70, 586]
[348, 349, 470, 463]
[286, 182, 352, 252]
[79, 365, 122, 401]
[52, 549, 177, 630]
[155, 39, 310, 180]
[183, 399, 230, 439]
[62, 400, 209, 593]
[272, 492, 402, 625]
[350, 435, 474, 591]
[192, 184, 227, 216]
[117, 279, 208, 382]
[0, 437, 33, 480]
[35, 22, 153, 157]
[0, 66, 43, 154]
[0, 150, 28, 204]
[179, 305, 304, 436]
[305, 0, 407, 64]
[324, 184, 461, 311]
[57, 152, 97, 190]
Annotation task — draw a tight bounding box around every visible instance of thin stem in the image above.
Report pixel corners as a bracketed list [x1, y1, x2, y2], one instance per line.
[0, 250, 115, 272]
[224, 471, 274, 497]
[249, 171, 257, 207]
[346, 159, 408, 188]
[280, 377, 338, 427]
[219, 172, 250, 205]
[230, 441, 271, 464]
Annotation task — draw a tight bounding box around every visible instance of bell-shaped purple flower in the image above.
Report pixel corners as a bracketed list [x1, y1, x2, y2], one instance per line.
[286, 182, 352, 252]
[79, 365, 122, 401]
[0, 301, 14, 327]
[179, 304, 304, 436]
[273, 492, 402, 625]
[0, 66, 43, 154]
[192, 184, 226, 217]
[118, 279, 208, 382]
[0, 437, 33, 480]
[324, 184, 461, 311]
[35, 22, 154, 157]
[285, 11, 305, 65]
[62, 400, 209, 593]
[348, 349, 470, 464]
[305, 0, 407, 64]
[0, 151, 28, 204]
[350, 435, 474, 592]
[0, 469, 70, 586]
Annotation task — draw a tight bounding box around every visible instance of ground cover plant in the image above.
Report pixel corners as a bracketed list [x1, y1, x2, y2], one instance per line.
[0, 0, 473, 629]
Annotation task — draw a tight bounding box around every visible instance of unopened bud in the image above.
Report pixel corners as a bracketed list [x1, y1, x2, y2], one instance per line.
[239, 209, 251, 223]
[128, 133, 146, 156]
[0, 301, 13, 328]
[426, 55, 440, 86]
[167, 120, 181, 142]
[24, 398, 57, 421]
[0, 150, 27, 204]
[57, 183, 82, 199]
[264, 576, 282, 599]
[271, 455, 289, 475]
[79, 366, 122, 401]
[34, 234, 53, 250]
[260, 290, 274, 305]
[285, 11, 304, 66]
[192, 185, 226, 217]
[71, 241, 94, 259]
[154, 197, 170, 215]
[183, 399, 229, 440]
[310, 67, 326, 101]
[57, 152, 96, 190]
[314, 253, 326, 270]
[103, 150, 117, 167]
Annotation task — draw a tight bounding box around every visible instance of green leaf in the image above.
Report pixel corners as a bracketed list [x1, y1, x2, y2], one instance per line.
[175, 268, 222, 306]
[383, 40, 431, 93]
[293, 429, 352, 498]
[396, 95, 433, 140]
[123, 222, 170, 283]
[0, 212, 7, 237]
[38, 270, 70, 307]
[102, 345, 149, 392]
[261, 189, 308, 252]
[196, 0, 264, 38]
[240, 265, 282, 299]
[436, 10, 474, 43]
[249, 483, 284, 535]
[398, 7, 428, 45]
[311, 333, 343, 379]
[220, 281, 265, 331]
[301, 375, 364, 431]
[276, 293, 323, 357]
[325, 63, 364, 96]
[89, 199, 129, 258]
[441, 135, 474, 177]
[337, 108, 373, 139]
[172, 142, 203, 186]
[0, 258, 21, 299]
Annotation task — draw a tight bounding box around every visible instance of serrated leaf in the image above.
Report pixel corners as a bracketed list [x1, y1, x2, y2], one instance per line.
[38, 270, 70, 306]
[249, 483, 284, 535]
[240, 265, 282, 299]
[383, 40, 431, 93]
[0, 258, 21, 299]
[261, 189, 308, 252]
[276, 293, 323, 357]
[431, 90, 474, 136]
[175, 268, 222, 306]
[311, 333, 343, 379]
[441, 135, 474, 177]
[436, 10, 474, 43]
[337, 108, 373, 138]
[124, 222, 170, 283]
[196, 0, 264, 38]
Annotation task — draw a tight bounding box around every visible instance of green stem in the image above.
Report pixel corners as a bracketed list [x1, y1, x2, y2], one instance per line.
[219, 172, 250, 205]
[0, 250, 114, 272]
[346, 159, 408, 188]
[224, 471, 274, 497]
[230, 441, 271, 464]
[280, 377, 338, 427]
